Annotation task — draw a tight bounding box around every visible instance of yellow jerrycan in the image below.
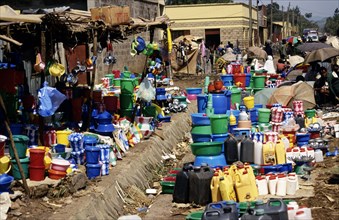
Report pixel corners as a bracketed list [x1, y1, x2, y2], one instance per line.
[244, 163, 258, 198]
[228, 164, 239, 182]
[210, 171, 222, 202]
[275, 141, 286, 164]
[235, 170, 256, 202]
[263, 141, 276, 165]
[219, 171, 237, 201]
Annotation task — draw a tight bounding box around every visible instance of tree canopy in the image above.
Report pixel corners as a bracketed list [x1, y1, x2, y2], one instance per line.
[324, 8, 339, 36]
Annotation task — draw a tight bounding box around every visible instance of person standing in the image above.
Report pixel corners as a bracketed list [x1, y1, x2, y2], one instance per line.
[328, 64, 339, 105]
[264, 41, 273, 57]
[314, 67, 330, 106]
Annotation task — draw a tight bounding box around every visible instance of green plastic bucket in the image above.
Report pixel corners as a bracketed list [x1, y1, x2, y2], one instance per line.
[120, 94, 134, 109]
[142, 105, 157, 117]
[253, 75, 266, 88]
[186, 211, 204, 220]
[231, 87, 241, 106]
[305, 109, 316, 118]
[258, 108, 271, 123]
[120, 108, 134, 120]
[11, 157, 29, 180]
[250, 79, 254, 88]
[121, 79, 136, 94]
[191, 125, 212, 135]
[105, 74, 114, 86]
[121, 71, 132, 78]
[9, 135, 29, 159]
[209, 114, 229, 134]
[113, 78, 121, 87]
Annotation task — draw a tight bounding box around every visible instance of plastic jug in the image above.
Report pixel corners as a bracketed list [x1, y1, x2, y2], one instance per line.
[240, 136, 254, 164]
[275, 141, 286, 164]
[219, 173, 236, 201]
[276, 174, 287, 196]
[254, 140, 263, 165]
[263, 141, 276, 165]
[189, 165, 214, 205]
[202, 206, 237, 220]
[224, 135, 239, 165]
[256, 176, 268, 196]
[210, 172, 222, 202]
[268, 175, 278, 195]
[314, 149, 323, 162]
[286, 174, 298, 195]
[239, 109, 249, 121]
[173, 164, 192, 203]
[263, 198, 288, 220]
[244, 163, 258, 198]
[229, 110, 237, 126]
[235, 170, 256, 202]
[296, 206, 312, 220]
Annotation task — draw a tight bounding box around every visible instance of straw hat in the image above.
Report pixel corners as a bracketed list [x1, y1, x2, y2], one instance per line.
[49, 62, 65, 77]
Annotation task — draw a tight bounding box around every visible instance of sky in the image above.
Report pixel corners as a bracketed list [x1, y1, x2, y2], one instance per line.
[233, 0, 339, 19]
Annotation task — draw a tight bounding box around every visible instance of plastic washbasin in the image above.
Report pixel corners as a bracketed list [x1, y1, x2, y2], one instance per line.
[190, 142, 223, 156]
[186, 87, 202, 95]
[191, 113, 211, 126]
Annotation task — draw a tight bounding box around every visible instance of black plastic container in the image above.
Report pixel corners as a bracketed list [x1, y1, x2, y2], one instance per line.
[188, 165, 213, 205]
[224, 135, 239, 164]
[172, 164, 193, 203]
[240, 136, 254, 163]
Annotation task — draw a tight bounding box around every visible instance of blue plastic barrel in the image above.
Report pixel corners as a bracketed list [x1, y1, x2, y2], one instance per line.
[245, 74, 251, 87]
[197, 94, 208, 113]
[248, 108, 258, 122]
[212, 91, 231, 114]
[85, 146, 100, 164]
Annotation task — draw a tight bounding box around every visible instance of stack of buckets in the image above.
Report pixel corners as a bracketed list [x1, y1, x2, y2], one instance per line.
[228, 63, 251, 89]
[9, 135, 30, 180]
[69, 133, 85, 165]
[120, 71, 137, 120]
[29, 148, 46, 181]
[84, 136, 102, 179]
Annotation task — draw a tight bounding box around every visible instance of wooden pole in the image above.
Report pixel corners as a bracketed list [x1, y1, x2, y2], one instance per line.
[0, 95, 30, 196]
[249, 0, 253, 47]
[270, 0, 273, 40]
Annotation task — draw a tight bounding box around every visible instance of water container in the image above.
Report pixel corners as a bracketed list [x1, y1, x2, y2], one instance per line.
[254, 140, 263, 165]
[240, 136, 254, 164]
[286, 175, 298, 195]
[276, 175, 287, 196]
[263, 141, 276, 165]
[224, 135, 238, 165]
[204, 202, 238, 220]
[197, 94, 208, 113]
[220, 74, 234, 87]
[263, 198, 288, 220]
[173, 165, 192, 203]
[194, 154, 227, 167]
[188, 166, 214, 205]
[219, 174, 236, 201]
[256, 176, 268, 196]
[235, 170, 256, 202]
[211, 91, 232, 114]
[85, 146, 100, 164]
[210, 172, 222, 202]
[275, 141, 286, 164]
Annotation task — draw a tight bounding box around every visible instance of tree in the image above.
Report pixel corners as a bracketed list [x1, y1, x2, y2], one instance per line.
[305, 13, 312, 18]
[324, 11, 339, 35]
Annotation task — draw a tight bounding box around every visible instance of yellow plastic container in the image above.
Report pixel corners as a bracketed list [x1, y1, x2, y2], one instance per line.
[243, 96, 254, 109]
[263, 141, 276, 165]
[0, 156, 10, 174]
[56, 130, 72, 147]
[244, 163, 258, 198]
[210, 172, 222, 202]
[219, 172, 236, 201]
[235, 171, 256, 202]
[275, 141, 286, 164]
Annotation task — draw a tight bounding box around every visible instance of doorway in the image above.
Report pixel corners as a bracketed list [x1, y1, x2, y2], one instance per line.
[205, 29, 220, 50]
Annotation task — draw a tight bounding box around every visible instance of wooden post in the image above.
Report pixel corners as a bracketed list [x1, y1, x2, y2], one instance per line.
[38, 30, 46, 146]
[0, 94, 30, 196]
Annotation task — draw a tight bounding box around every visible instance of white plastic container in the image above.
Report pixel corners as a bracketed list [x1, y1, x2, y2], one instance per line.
[276, 175, 287, 196]
[292, 148, 300, 159]
[298, 206, 312, 219]
[299, 148, 307, 158]
[295, 210, 312, 220]
[288, 201, 299, 212]
[307, 147, 315, 162]
[314, 149, 324, 162]
[286, 174, 298, 195]
[288, 206, 296, 220]
[256, 176, 268, 196]
[286, 148, 294, 164]
[254, 140, 263, 165]
[268, 175, 278, 195]
[281, 136, 290, 150]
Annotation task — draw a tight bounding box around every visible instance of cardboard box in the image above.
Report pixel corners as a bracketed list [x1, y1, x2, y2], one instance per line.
[90, 6, 130, 25]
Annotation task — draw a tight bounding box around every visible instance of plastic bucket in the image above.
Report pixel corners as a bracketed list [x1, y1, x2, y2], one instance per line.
[245, 74, 251, 87]
[209, 114, 229, 134]
[220, 74, 233, 86]
[211, 133, 229, 153]
[103, 96, 118, 112]
[258, 108, 271, 123]
[120, 94, 134, 109]
[120, 79, 136, 94]
[212, 91, 231, 114]
[113, 78, 121, 87]
[197, 94, 208, 113]
[248, 108, 258, 122]
[191, 133, 211, 143]
[243, 96, 255, 109]
[105, 74, 114, 85]
[11, 157, 29, 180]
[9, 135, 29, 159]
[84, 136, 98, 148]
[86, 163, 102, 179]
[121, 71, 132, 78]
[29, 165, 45, 181]
[194, 154, 227, 167]
[29, 149, 45, 167]
[233, 74, 246, 88]
[85, 146, 100, 164]
[191, 113, 210, 126]
[0, 156, 10, 174]
[54, 144, 66, 153]
[56, 130, 72, 147]
[304, 109, 316, 118]
[253, 75, 266, 88]
[0, 135, 7, 157]
[230, 87, 241, 106]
